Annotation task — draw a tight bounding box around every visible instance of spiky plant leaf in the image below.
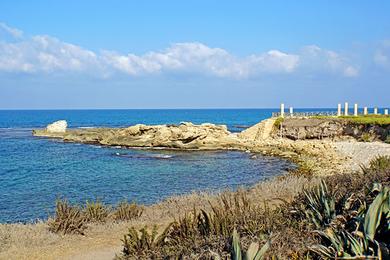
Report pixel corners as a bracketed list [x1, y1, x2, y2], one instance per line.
[364, 187, 389, 241]
[232, 229, 242, 260]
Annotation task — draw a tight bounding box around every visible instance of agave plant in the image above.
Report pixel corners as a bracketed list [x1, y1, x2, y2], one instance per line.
[231, 229, 270, 260]
[311, 187, 390, 259]
[303, 180, 336, 229]
[120, 224, 172, 257]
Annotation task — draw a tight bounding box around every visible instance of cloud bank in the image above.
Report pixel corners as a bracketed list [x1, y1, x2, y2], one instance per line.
[0, 23, 359, 79]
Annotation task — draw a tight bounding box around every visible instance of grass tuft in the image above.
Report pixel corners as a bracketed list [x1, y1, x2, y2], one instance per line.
[84, 200, 110, 223]
[112, 201, 143, 221]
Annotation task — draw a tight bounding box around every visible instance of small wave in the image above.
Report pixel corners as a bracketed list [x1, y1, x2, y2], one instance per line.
[114, 153, 173, 159]
[78, 126, 95, 129]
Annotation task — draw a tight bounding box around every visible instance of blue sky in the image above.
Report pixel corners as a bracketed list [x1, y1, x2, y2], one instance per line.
[0, 1, 390, 109]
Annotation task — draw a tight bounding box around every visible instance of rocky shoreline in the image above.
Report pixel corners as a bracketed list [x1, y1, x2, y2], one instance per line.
[32, 117, 390, 176]
[1, 117, 388, 259]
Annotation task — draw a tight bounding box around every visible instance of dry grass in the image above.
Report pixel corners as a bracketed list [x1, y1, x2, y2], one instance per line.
[1, 153, 388, 259]
[0, 173, 313, 259]
[116, 157, 390, 259]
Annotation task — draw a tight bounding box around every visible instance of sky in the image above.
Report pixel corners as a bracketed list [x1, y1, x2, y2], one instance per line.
[0, 1, 390, 109]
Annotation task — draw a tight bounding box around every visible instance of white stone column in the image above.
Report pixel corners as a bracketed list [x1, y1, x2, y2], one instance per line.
[354, 103, 358, 116]
[289, 107, 293, 117]
[344, 102, 349, 116]
[385, 109, 389, 115]
[280, 103, 285, 117]
[374, 107, 378, 115]
[364, 107, 368, 115]
[337, 104, 341, 117]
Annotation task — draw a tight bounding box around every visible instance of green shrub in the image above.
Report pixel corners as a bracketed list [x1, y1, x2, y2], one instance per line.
[231, 229, 270, 260]
[273, 117, 284, 129]
[362, 155, 390, 174]
[302, 180, 335, 229]
[360, 132, 372, 142]
[311, 187, 390, 258]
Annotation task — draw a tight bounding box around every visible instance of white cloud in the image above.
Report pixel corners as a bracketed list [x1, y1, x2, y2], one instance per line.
[0, 22, 23, 38]
[374, 40, 390, 69]
[300, 45, 359, 77]
[0, 35, 100, 73]
[0, 23, 358, 79]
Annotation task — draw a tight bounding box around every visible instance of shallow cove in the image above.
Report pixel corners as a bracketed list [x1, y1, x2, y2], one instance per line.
[0, 109, 301, 223]
[0, 128, 296, 223]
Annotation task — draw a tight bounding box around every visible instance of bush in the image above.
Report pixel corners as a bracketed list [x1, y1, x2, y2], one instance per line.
[84, 199, 110, 223]
[112, 201, 143, 221]
[273, 117, 284, 129]
[310, 186, 390, 258]
[362, 155, 390, 174]
[48, 200, 87, 235]
[360, 132, 372, 142]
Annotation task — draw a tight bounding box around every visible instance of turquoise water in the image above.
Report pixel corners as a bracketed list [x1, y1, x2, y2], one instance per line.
[0, 109, 299, 223]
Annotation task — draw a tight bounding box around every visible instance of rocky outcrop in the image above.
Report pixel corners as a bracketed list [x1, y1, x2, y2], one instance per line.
[277, 118, 346, 140]
[277, 118, 390, 141]
[33, 122, 244, 150]
[46, 120, 67, 133]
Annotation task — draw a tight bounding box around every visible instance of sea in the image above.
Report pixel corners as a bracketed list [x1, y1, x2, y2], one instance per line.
[0, 108, 326, 223]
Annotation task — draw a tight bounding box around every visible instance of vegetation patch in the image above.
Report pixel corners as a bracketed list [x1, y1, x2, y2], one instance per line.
[273, 117, 284, 129]
[340, 115, 390, 125]
[48, 200, 143, 235]
[116, 156, 390, 259]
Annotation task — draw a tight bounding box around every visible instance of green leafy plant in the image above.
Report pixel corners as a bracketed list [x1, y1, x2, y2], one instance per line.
[231, 229, 270, 260]
[273, 117, 284, 129]
[119, 225, 171, 258]
[303, 180, 336, 229]
[311, 187, 390, 259]
[360, 132, 372, 142]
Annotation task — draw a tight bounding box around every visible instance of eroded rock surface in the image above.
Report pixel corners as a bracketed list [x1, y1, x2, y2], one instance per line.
[276, 118, 390, 141]
[33, 122, 243, 150]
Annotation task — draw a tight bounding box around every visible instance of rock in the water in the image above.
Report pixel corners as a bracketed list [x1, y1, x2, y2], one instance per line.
[33, 121, 243, 150]
[46, 120, 67, 133]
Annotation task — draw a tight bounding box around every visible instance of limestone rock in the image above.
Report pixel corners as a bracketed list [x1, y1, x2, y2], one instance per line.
[46, 120, 67, 133]
[33, 122, 239, 150]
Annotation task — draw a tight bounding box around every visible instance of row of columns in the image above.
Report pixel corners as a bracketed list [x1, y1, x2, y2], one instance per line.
[337, 102, 389, 116]
[280, 103, 389, 117]
[280, 103, 294, 117]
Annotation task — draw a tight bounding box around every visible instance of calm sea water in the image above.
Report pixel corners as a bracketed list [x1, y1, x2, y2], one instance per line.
[0, 109, 307, 223]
